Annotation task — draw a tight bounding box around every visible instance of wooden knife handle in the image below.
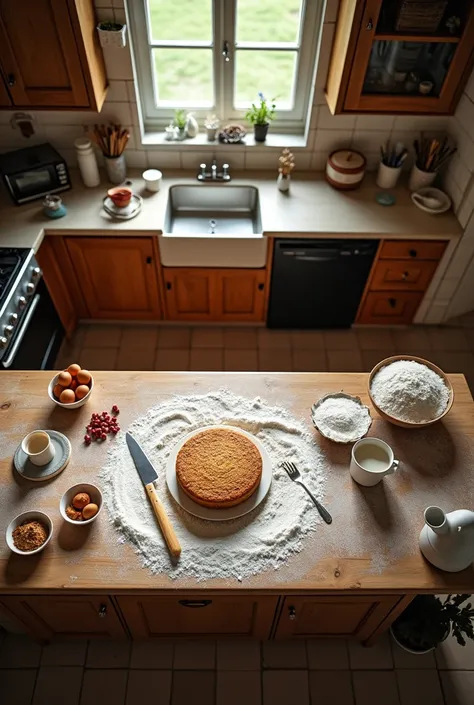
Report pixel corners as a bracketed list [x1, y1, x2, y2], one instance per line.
[145, 482, 182, 558]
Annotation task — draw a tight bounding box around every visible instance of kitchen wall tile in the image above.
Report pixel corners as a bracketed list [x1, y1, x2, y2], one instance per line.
[192, 327, 225, 348]
[158, 327, 191, 348]
[456, 197, 474, 229]
[310, 106, 319, 130]
[351, 131, 392, 155]
[0, 634, 42, 667]
[95, 7, 115, 22]
[259, 348, 293, 371]
[80, 669, 128, 705]
[223, 328, 258, 349]
[314, 129, 353, 152]
[95, 0, 113, 7]
[217, 671, 261, 705]
[258, 329, 291, 349]
[216, 640, 261, 671]
[327, 349, 363, 372]
[190, 348, 224, 371]
[41, 639, 87, 666]
[310, 151, 327, 171]
[44, 125, 87, 148]
[348, 634, 393, 670]
[113, 7, 127, 23]
[434, 278, 459, 301]
[112, 0, 125, 8]
[102, 44, 134, 80]
[130, 640, 173, 669]
[86, 638, 130, 668]
[33, 666, 83, 705]
[355, 115, 395, 131]
[263, 671, 309, 705]
[0, 669, 37, 705]
[126, 670, 172, 705]
[436, 628, 474, 671]
[352, 671, 400, 705]
[125, 150, 148, 168]
[446, 178, 463, 211]
[217, 151, 245, 169]
[105, 80, 129, 102]
[154, 348, 190, 371]
[455, 94, 474, 138]
[293, 349, 327, 371]
[294, 154, 312, 170]
[307, 638, 350, 670]
[423, 303, 449, 325]
[181, 151, 216, 170]
[126, 80, 138, 103]
[396, 670, 443, 705]
[147, 150, 182, 169]
[262, 640, 307, 669]
[312, 86, 326, 106]
[318, 105, 357, 130]
[447, 154, 471, 194]
[83, 325, 123, 348]
[224, 349, 259, 371]
[450, 120, 474, 175]
[245, 152, 281, 170]
[440, 671, 474, 705]
[309, 670, 354, 705]
[172, 671, 216, 705]
[392, 116, 449, 132]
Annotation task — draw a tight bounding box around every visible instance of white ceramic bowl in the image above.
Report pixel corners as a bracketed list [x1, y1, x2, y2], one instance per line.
[6, 510, 53, 555]
[60, 483, 103, 526]
[48, 372, 94, 410]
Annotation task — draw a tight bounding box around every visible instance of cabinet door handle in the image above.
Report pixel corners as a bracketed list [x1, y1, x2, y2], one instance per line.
[409, 249, 418, 258]
[98, 604, 107, 618]
[178, 600, 212, 608]
[288, 605, 296, 620]
[146, 256, 152, 264]
[401, 271, 409, 280]
[388, 298, 397, 308]
[365, 18, 373, 30]
[7, 73, 15, 86]
[166, 282, 172, 290]
[258, 283, 264, 291]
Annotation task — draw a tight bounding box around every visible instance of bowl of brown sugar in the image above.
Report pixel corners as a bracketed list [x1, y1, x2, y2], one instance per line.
[6, 511, 53, 555]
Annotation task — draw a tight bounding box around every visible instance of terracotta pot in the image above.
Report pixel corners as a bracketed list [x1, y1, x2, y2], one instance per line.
[254, 123, 269, 142]
[107, 186, 132, 208]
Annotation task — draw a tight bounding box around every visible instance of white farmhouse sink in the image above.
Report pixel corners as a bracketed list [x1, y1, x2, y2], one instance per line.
[159, 184, 267, 268]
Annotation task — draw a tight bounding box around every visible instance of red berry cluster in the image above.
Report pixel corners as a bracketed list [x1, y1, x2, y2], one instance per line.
[84, 406, 120, 445]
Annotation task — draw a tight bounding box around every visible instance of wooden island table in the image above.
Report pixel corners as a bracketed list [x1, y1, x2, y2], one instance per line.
[0, 371, 473, 644]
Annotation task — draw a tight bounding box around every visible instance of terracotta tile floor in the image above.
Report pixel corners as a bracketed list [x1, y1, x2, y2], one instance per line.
[55, 318, 474, 396]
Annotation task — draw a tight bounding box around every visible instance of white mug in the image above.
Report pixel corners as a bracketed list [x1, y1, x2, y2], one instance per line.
[142, 168, 162, 192]
[350, 437, 398, 487]
[21, 431, 55, 467]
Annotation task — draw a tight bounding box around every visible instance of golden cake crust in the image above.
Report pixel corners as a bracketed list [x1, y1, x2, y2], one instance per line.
[176, 428, 263, 508]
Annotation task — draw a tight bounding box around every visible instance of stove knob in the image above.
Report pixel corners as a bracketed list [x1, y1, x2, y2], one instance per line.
[4, 325, 14, 337]
[18, 296, 27, 309]
[9, 313, 18, 325]
[25, 282, 35, 295]
[32, 267, 41, 279]
[0, 337, 7, 349]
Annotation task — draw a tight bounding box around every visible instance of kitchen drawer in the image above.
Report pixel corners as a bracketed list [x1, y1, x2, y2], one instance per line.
[116, 595, 278, 639]
[357, 291, 424, 325]
[379, 241, 447, 261]
[370, 260, 439, 292]
[274, 596, 400, 640]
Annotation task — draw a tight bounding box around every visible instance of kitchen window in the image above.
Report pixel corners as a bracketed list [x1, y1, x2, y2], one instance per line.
[127, 0, 322, 135]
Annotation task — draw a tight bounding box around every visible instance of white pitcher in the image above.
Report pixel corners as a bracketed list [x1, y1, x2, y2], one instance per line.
[419, 506, 474, 572]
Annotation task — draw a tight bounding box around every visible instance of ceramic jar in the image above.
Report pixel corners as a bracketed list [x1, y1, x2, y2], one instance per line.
[326, 150, 366, 190]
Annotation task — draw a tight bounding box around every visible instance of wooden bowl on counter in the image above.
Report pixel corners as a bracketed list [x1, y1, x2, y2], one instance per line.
[368, 355, 454, 428]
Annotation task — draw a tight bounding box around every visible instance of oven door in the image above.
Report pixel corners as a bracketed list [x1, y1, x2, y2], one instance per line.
[2, 279, 64, 370]
[5, 164, 69, 204]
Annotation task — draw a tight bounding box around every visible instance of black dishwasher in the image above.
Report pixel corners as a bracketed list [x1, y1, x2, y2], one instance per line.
[268, 239, 379, 329]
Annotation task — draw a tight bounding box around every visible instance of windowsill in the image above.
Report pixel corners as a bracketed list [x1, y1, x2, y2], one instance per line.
[141, 131, 308, 149]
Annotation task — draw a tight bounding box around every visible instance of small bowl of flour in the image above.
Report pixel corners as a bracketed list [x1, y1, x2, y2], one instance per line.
[368, 355, 454, 428]
[311, 392, 372, 443]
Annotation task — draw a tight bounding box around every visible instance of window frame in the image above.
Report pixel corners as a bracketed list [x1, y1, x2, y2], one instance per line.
[127, 0, 322, 135]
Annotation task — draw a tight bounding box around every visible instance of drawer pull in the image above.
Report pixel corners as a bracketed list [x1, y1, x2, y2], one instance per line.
[288, 605, 296, 620]
[7, 73, 15, 87]
[401, 271, 409, 280]
[179, 600, 212, 608]
[166, 282, 172, 290]
[98, 604, 107, 618]
[409, 249, 418, 258]
[365, 17, 373, 30]
[388, 298, 397, 308]
[146, 256, 152, 264]
[258, 283, 264, 291]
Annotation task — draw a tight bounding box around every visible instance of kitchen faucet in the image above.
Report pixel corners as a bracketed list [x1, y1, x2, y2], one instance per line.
[197, 158, 231, 182]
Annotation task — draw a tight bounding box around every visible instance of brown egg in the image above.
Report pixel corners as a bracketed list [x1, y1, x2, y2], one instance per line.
[58, 370, 72, 387]
[66, 505, 83, 521]
[68, 363, 81, 377]
[75, 384, 90, 400]
[82, 503, 99, 520]
[77, 369, 91, 385]
[59, 388, 75, 404]
[72, 492, 91, 510]
[70, 379, 78, 391]
[53, 384, 63, 399]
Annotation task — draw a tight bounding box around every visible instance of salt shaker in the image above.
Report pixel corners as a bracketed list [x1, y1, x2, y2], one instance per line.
[75, 137, 101, 187]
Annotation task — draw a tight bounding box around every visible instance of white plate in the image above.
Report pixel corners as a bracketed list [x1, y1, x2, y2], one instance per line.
[103, 194, 143, 220]
[165, 424, 272, 521]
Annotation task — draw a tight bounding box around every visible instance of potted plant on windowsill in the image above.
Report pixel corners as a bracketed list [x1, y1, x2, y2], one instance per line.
[174, 109, 187, 140]
[246, 93, 276, 143]
[97, 21, 127, 48]
[390, 594, 474, 654]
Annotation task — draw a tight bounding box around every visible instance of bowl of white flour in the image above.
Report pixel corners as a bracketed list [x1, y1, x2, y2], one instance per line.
[368, 355, 454, 428]
[311, 392, 372, 443]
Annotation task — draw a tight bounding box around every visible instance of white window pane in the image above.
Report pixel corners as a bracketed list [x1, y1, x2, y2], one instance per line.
[152, 49, 214, 105]
[235, 51, 296, 109]
[236, 0, 302, 43]
[147, 0, 212, 42]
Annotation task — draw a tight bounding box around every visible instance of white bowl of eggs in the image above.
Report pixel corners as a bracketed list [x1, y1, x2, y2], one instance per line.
[48, 363, 94, 409]
[59, 483, 102, 525]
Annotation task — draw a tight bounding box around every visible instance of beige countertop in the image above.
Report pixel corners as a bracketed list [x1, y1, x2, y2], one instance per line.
[0, 170, 462, 253]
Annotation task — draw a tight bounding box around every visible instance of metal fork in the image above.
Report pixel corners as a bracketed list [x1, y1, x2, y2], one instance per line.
[282, 461, 332, 524]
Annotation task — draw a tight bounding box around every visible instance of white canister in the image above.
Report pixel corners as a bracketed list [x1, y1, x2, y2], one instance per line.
[408, 165, 436, 192]
[75, 137, 100, 188]
[349, 437, 399, 487]
[104, 154, 127, 184]
[142, 169, 162, 192]
[326, 150, 366, 190]
[376, 162, 402, 189]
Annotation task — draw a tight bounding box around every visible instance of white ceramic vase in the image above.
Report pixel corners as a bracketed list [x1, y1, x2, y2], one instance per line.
[277, 174, 290, 192]
[408, 165, 436, 192]
[376, 162, 402, 189]
[419, 506, 474, 572]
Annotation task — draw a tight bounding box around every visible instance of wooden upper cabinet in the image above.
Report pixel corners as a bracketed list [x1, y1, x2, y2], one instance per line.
[65, 237, 162, 320]
[326, 0, 474, 114]
[0, 0, 107, 110]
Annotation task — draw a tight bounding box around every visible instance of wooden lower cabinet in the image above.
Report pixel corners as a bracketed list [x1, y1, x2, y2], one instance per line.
[0, 595, 125, 640]
[274, 595, 400, 641]
[116, 595, 278, 639]
[358, 291, 424, 325]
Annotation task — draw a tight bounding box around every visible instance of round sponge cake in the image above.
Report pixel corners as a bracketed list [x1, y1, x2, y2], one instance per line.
[176, 428, 263, 508]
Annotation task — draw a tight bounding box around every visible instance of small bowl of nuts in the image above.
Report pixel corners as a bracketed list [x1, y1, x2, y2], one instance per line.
[6, 510, 53, 555]
[60, 483, 103, 525]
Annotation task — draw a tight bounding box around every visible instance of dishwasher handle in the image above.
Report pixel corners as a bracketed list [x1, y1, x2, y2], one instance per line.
[293, 255, 335, 262]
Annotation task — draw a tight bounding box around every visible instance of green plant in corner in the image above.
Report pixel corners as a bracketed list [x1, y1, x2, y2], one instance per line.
[173, 109, 187, 131]
[245, 92, 276, 126]
[97, 21, 123, 31]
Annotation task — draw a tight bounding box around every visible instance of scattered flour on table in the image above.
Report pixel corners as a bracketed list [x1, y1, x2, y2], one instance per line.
[312, 396, 371, 443]
[370, 360, 450, 423]
[100, 390, 326, 581]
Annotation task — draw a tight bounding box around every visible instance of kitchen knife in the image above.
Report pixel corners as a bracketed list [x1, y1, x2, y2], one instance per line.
[126, 432, 181, 559]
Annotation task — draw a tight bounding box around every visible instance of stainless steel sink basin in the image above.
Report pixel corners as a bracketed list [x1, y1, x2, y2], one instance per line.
[164, 185, 262, 236]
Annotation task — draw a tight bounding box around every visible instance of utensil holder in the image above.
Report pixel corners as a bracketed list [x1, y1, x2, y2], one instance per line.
[408, 165, 436, 192]
[104, 154, 126, 184]
[376, 162, 402, 189]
